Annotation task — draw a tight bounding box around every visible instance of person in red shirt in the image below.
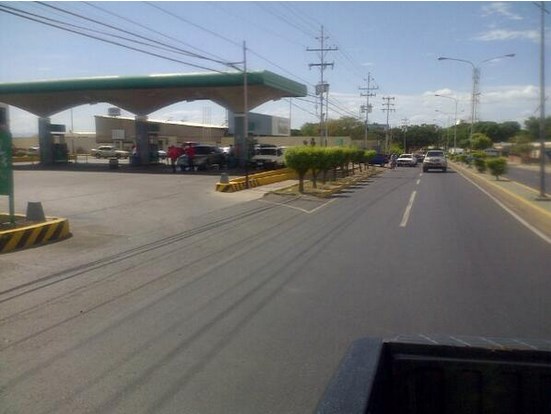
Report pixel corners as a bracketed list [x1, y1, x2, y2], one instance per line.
[185, 143, 195, 172]
[167, 145, 180, 173]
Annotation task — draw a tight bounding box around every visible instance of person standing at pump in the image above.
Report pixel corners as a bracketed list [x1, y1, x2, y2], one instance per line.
[185, 143, 195, 172]
[167, 145, 179, 173]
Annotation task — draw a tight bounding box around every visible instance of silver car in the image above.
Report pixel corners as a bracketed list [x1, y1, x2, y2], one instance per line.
[422, 150, 447, 172]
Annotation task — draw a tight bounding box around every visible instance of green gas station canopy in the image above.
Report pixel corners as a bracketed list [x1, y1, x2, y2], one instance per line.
[0, 71, 307, 117]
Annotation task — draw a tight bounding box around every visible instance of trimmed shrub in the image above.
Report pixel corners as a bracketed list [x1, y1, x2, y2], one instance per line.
[285, 146, 312, 193]
[472, 151, 488, 173]
[364, 150, 376, 165]
[486, 157, 508, 180]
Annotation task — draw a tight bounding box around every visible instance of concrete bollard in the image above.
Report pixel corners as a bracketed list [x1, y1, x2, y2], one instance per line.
[219, 173, 229, 184]
[26, 201, 46, 221]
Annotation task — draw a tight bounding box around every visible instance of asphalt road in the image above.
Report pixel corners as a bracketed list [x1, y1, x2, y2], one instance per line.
[1, 165, 550, 413]
[505, 164, 551, 193]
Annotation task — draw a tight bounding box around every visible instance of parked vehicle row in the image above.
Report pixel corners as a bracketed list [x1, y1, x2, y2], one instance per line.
[368, 151, 448, 173]
[176, 144, 226, 171]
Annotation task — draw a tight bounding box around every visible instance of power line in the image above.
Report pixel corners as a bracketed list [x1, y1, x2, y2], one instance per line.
[84, 2, 230, 64]
[280, 3, 320, 35]
[0, 3, 224, 72]
[145, 1, 242, 50]
[254, 2, 317, 38]
[209, 2, 307, 50]
[35, 1, 231, 66]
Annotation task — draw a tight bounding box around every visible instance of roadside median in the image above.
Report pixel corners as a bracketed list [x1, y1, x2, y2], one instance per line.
[450, 161, 551, 241]
[216, 168, 298, 192]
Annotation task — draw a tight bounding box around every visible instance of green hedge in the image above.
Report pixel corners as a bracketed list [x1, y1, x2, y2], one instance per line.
[285, 146, 374, 193]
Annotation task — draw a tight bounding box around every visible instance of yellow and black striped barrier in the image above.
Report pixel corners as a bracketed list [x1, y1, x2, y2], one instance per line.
[216, 168, 297, 192]
[0, 216, 71, 254]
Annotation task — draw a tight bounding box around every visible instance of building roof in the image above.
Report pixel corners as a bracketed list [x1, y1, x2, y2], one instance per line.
[96, 115, 227, 130]
[0, 71, 307, 117]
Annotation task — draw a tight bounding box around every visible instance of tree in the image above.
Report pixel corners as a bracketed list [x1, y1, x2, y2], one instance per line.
[326, 117, 364, 140]
[524, 116, 551, 141]
[472, 152, 488, 173]
[475, 121, 521, 143]
[509, 133, 533, 161]
[284, 146, 312, 193]
[399, 124, 441, 150]
[470, 133, 493, 150]
[486, 157, 507, 180]
[319, 147, 334, 184]
[300, 122, 319, 137]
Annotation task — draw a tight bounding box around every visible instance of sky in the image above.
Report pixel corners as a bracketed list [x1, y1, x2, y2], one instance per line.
[0, 1, 548, 137]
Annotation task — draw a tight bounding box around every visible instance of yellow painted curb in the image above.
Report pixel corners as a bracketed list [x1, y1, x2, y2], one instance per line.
[0, 215, 71, 254]
[216, 168, 298, 192]
[451, 162, 551, 220]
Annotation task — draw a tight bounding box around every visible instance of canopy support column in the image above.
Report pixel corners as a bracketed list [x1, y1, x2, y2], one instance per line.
[135, 115, 149, 165]
[38, 117, 53, 166]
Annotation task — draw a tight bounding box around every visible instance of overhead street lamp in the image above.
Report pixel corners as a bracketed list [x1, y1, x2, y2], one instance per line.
[437, 54, 515, 141]
[435, 94, 459, 151]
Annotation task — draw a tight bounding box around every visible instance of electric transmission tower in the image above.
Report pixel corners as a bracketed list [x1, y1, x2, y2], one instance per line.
[307, 25, 337, 146]
[381, 96, 396, 153]
[359, 73, 378, 149]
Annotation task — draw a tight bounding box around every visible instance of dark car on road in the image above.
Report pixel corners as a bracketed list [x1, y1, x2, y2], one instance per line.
[368, 153, 389, 167]
[177, 144, 226, 171]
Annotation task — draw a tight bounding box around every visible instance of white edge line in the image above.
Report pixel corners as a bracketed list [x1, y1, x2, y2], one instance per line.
[458, 170, 551, 245]
[400, 190, 417, 227]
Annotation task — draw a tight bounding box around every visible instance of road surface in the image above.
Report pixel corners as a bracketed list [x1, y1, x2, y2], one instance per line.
[505, 164, 551, 193]
[1, 166, 550, 413]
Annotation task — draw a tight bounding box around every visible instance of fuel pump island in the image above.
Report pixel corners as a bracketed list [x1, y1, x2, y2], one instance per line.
[0, 71, 307, 253]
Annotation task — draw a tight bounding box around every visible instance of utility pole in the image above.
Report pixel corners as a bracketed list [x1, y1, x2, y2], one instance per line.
[308, 25, 337, 146]
[381, 96, 396, 153]
[359, 73, 378, 149]
[401, 117, 409, 153]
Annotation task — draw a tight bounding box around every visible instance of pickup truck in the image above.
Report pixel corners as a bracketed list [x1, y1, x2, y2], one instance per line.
[251, 145, 286, 169]
[91, 145, 129, 159]
[317, 334, 551, 413]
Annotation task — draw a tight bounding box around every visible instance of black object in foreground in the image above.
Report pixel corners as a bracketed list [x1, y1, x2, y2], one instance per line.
[316, 335, 551, 414]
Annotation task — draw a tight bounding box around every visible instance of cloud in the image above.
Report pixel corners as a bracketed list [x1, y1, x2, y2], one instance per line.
[482, 3, 523, 20]
[475, 29, 539, 42]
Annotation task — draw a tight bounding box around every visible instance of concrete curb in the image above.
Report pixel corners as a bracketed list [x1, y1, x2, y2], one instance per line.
[216, 168, 298, 192]
[450, 161, 551, 240]
[0, 215, 71, 254]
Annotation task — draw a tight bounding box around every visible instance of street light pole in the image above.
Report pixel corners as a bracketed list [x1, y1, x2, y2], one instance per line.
[435, 110, 452, 150]
[435, 94, 459, 151]
[535, 1, 548, 199]
[438, 54, 515, 141]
